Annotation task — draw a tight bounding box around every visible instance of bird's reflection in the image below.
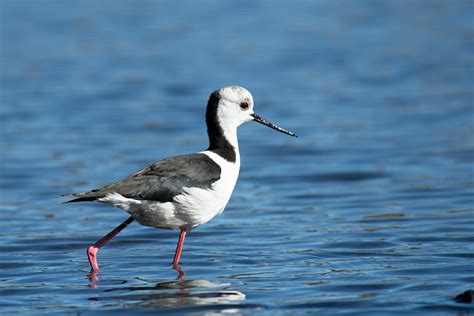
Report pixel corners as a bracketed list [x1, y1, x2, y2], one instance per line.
[87, 263, 186, 288]
[87, 272, 246, 308]
[88, 272, 99, 288]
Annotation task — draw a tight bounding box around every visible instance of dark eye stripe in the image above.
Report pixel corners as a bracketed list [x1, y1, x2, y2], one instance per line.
[240, 101, 249, 110]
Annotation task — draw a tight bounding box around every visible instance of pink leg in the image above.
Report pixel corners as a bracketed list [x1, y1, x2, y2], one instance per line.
[172, 227, 187, 280]
[87, 216, 134, 272]
[172, 227, 187, 266]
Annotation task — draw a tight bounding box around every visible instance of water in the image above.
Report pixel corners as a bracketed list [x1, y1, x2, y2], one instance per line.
[1, 1, 473, 314]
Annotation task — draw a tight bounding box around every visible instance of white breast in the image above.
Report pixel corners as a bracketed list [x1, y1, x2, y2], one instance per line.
[172, 150, 240, 228]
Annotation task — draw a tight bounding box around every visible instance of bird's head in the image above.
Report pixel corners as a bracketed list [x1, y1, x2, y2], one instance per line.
[207, 86, 297, 137]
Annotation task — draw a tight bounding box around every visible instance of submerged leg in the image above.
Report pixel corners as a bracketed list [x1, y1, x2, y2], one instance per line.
[172, 227, 187, 280]
[87, 216, 134, 272]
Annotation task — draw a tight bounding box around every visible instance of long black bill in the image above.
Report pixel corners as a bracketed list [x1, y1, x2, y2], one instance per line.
[251, 113, 297, 137]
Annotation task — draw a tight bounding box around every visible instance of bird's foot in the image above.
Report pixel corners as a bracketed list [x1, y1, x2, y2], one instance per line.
[87, 245, 100, 273]
[172, 263, 186, 280]
[87, 271, 100, 286]
[86, 245, 101, 286]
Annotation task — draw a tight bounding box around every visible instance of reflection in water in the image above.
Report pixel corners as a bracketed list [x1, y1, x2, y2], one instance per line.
[88, 272, 99, 288]
[89, 278, 246, 309]
[88, 263, 187, 288]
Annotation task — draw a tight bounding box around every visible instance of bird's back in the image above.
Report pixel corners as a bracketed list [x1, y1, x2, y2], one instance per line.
[65, 153, 222, 204]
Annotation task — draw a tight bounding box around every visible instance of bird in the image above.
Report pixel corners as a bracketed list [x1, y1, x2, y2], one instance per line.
[64, 86, 296, 277]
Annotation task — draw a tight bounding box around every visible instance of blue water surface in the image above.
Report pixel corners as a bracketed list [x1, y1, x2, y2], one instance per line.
[1, 1, 473, 315]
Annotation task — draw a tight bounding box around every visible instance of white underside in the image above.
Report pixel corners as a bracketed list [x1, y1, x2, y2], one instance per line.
[98, 151, 240, 231]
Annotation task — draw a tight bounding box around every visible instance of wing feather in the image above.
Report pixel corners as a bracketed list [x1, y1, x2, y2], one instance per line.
[64, 153, 221, 203]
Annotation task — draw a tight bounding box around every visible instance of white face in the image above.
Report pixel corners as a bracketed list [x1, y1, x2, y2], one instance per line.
[216, 86, 255, 129]
[214, 86, 297, 138]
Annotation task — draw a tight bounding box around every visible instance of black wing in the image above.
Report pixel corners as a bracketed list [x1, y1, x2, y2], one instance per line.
[64, 153, 221, 203]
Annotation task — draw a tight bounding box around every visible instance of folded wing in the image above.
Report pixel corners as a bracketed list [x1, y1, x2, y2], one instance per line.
[64, 153, 221, 204]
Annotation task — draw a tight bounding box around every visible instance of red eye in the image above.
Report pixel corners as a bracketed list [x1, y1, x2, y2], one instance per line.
[240, 101, 249, 110]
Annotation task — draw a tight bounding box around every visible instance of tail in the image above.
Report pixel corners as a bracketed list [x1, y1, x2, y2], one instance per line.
[61, 190, 105, 204]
